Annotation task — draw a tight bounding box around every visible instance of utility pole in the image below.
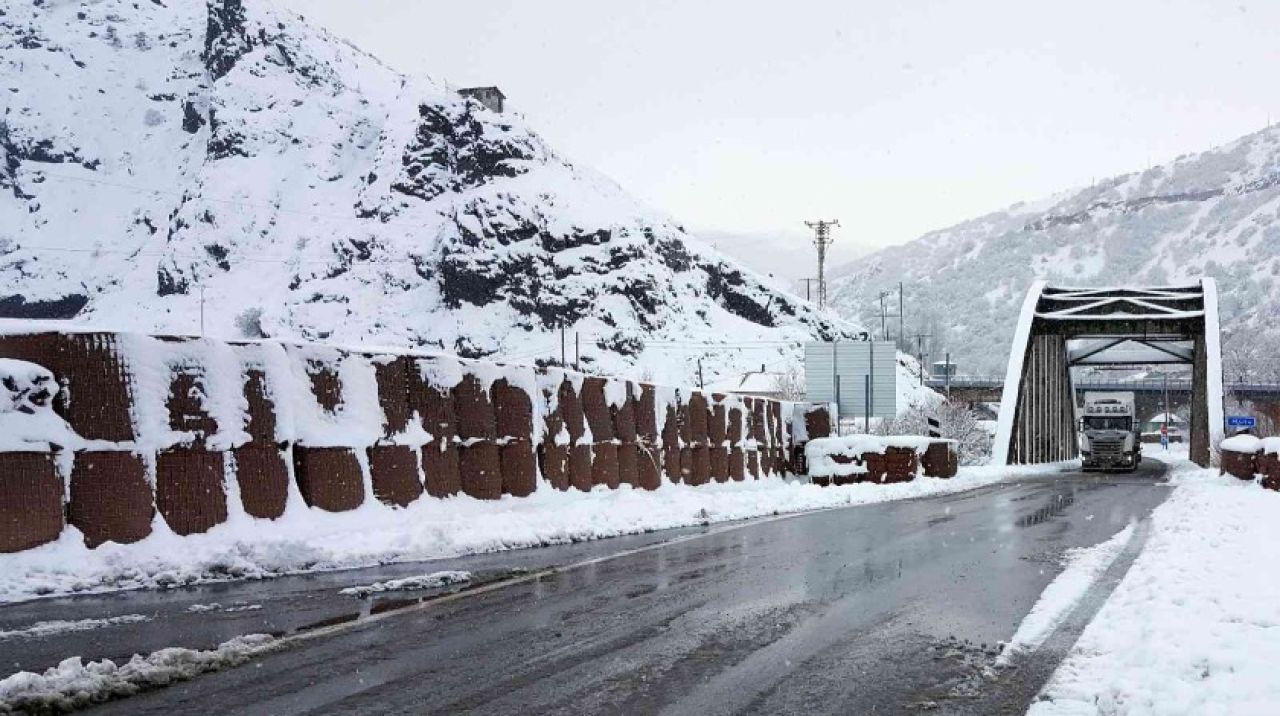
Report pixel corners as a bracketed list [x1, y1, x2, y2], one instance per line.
[944, 351, 952, 400]
[697, 357, 705, 390]
[898, 282, 905, 348]
[802, 278, 817, 302]
[199, 284, 205, 336]
[805, 219, 839, 309]
[912, 333, 932, 386]
[574, 332, 580, 372]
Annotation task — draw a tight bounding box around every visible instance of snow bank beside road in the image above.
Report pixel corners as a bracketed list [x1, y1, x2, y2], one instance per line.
[0, 634, 276, 714]
[0, 463, 1069, 604]
[1030, 462, 1280, 715]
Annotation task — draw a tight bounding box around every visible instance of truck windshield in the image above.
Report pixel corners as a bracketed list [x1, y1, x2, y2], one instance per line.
[1084, 417, 1130, 431]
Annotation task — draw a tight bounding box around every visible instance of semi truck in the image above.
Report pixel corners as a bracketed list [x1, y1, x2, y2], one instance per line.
[1079, 391, 1141, 472]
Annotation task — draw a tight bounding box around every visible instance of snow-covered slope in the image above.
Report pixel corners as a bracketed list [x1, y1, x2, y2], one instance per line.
[829, 125, 1280, 374]
[0, 0, 853, 385]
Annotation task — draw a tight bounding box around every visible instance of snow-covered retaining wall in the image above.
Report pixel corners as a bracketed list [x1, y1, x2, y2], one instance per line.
[0, 328, 832, 553]
[804, 435, 957, 485]
[1218, 435, 1280, 490]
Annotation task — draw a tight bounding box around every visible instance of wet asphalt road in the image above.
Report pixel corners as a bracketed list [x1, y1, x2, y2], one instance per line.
[6, 461, 1172, 714]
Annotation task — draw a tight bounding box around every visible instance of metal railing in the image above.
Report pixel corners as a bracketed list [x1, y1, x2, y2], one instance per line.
[923, 376, 1280, 393]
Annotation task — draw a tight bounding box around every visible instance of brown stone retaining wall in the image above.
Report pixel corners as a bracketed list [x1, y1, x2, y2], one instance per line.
[0, 329, 826, 553]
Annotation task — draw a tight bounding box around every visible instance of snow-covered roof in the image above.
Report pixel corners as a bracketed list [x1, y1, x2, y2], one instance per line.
[1144, 413, 1186, 424]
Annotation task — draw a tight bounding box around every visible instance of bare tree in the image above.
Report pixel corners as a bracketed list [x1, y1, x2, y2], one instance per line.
[771, 363, 806, 402]
[876, 399, 992, 465]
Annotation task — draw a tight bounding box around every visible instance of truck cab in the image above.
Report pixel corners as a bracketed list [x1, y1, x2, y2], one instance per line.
[1079, 392, 1141, 472]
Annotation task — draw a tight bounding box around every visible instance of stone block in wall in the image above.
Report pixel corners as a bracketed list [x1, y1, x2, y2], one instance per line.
[460, 443, 503, 499]
[374, 355, 414, 436]
[422, 441, 461, 498]
[638, 447, 662, 490]
[637, 384, 658, 440]
[581, 378, 614, 442]
[1219, 448, 1257, 481]
[166, 368, 217, 439]
[306, 359, 343, 413]
[677, 399, 692, 446]
[1259, 452, 1280, 491]
[540, 444, 570, 491]
[729, 448, 745, 481]
[689, 445, 711, 486]
[688, 393, 709, 445]
[501, 440, 537, 497]
[493, 379, 533, 441]
[922, 442, 958, 479]
[663, 444, 681, 485]
[752, 400, 767, 444]
[709, 403, 727, 446]
[617, 443, 640, 487]
[411, 367, 457, 443]
[232, 446, 290, 519]
[293, 447, 365, 512]
[679, 446, 693, 484]
[710, 447, 728, 483]
[0, 332, 136, 441]
[156, 448, 228, 536]
[864, 447, 919, 484]
[727, 406, 743, 443]
[592, 443, 621, 489]
[368, 445, 423, 507]
[569, 444, 594, 492]
[747, 450, 760, 479]
[0, 452, 64, 553]
[241, 369, 279, 446]
[613, 387, 638, 443]
[454, 375, 496, 440]
[69, 451, 153, 548]
[559, 380, 586, 444]
[805, 406, 832, 440]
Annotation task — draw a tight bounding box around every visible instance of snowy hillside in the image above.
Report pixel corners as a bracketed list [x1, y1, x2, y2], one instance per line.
[0, 0, 853, 385]
[829, 125, 1280, 374]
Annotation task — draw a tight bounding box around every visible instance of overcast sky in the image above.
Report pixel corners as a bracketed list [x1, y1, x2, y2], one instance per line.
[283, 0, 1280, 278]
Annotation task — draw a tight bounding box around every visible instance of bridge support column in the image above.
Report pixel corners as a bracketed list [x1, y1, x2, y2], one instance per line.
[1191, 334, 1210, 467]
[1010, 334, 1078, 464]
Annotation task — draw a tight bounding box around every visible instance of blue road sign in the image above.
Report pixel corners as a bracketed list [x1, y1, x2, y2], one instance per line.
[1226, 415, 1257, 428]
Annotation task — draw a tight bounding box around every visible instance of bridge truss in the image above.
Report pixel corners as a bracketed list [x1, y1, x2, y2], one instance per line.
[992, 280, 1224, 467]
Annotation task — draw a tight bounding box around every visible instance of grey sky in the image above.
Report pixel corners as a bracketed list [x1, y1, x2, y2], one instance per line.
[283, 0, 1280, 278]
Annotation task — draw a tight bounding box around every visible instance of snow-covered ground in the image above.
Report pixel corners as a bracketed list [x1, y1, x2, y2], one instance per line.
[0, 462, 1070, 605]
[1030, 454, 1280, 715]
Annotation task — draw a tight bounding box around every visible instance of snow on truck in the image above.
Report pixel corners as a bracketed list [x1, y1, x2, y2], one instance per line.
[1079, 391, 1141, 472]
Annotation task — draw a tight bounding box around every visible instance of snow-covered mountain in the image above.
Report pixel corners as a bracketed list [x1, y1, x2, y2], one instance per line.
[0, 0, 853, 385]
[829, 125, 1280, 375]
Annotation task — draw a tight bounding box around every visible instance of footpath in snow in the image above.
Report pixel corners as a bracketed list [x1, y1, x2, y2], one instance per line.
[0, 462, 1068, 605]
[1029, 457, 1280, 715]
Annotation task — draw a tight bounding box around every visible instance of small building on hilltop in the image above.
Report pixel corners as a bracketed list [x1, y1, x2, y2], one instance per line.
[458, 86, 506, 113]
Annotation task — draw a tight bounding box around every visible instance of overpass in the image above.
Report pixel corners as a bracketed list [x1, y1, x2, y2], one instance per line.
[929, 377, 1280, 424]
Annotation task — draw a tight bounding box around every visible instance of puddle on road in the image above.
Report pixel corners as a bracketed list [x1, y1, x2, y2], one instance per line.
[1016, 492, 1076, 527]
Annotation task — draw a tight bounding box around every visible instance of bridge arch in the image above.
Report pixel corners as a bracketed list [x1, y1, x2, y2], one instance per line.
[992, 280, 1224, 467]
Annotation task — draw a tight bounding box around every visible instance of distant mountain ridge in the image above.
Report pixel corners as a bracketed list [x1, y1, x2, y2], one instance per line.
[829, 125, 1280, 374]
[0, 0, 854, 384]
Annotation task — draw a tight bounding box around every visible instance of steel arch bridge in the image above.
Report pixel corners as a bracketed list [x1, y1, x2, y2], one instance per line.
[992, 280, 1224, 467]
